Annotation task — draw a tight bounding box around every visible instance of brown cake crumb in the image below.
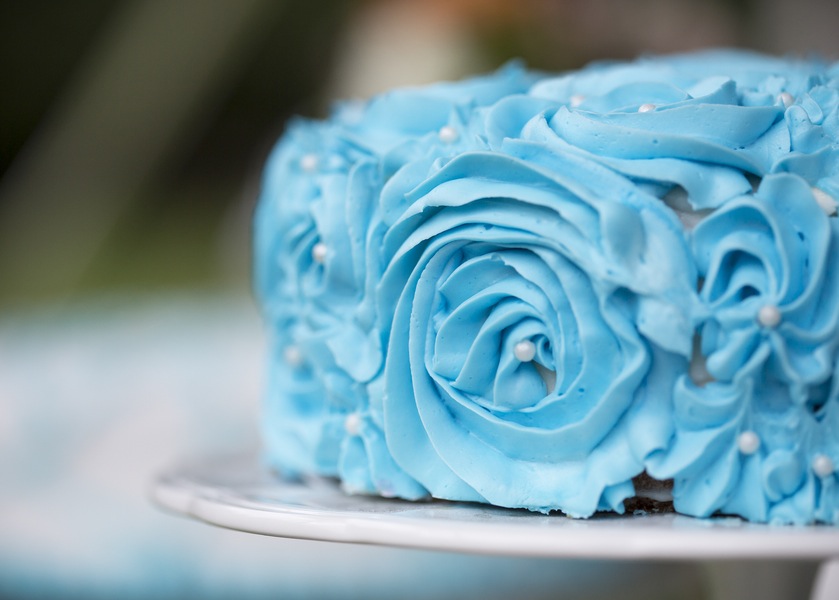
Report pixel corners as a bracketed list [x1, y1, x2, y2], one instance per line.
[624, 472, 675, 514]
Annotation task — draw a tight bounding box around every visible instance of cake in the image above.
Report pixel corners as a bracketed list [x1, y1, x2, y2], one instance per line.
[253, 50, 839, 525]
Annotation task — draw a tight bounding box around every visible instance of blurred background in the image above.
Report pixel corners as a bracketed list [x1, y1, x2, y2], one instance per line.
[1, 0, 838, 598]
[2, 0, 839, 308]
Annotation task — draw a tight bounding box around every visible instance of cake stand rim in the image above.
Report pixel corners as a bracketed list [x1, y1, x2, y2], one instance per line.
[150, 452, 839, 561]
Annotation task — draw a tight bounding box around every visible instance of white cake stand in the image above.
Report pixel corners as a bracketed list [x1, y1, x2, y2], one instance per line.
[152, 454, 839, 600]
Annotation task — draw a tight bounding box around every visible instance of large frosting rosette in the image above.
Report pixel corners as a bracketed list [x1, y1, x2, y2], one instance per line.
[374, 145, 696, 516]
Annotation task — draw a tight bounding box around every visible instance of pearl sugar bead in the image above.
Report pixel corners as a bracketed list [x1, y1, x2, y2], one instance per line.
[737, 431, 760, 455]
[757, 304, 782, 328]
[813, 187, 838, 217]
[300, 153, 318, 173]
[569, 94, 585, 107]
[284, 345, 304, 368]
[438, 125, 458, 143]
[813, 454, 834, 478]
[311, 242, 327, 264]
[638, 103, 656, 113]
[778, 92, 795, 108]
[344, 412, 362, 437]
[514, 340, 537, 362]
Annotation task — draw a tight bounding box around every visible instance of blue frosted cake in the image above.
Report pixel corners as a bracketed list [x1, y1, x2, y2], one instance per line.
[254, 50, 839, 525]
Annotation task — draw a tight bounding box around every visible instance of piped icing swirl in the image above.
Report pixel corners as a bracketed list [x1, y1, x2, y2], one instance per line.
[376, 148, 696, 515]
[255, 51, 839, 524]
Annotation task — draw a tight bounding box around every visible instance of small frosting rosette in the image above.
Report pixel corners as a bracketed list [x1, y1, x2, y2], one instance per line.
[648, 174, 839, 524]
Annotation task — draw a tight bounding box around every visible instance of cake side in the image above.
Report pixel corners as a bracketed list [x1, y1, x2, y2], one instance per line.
[254, 51, 839, 524]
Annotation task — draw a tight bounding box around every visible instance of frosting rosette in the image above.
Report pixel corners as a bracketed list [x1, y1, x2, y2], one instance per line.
[254, 64, 537, 496]
[375, 145, 697, 516]
[530, 50, 839, 222]
[648, 173, 839, 524]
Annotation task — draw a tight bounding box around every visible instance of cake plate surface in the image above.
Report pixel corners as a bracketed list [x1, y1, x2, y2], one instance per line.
[152, 453, 839, 562]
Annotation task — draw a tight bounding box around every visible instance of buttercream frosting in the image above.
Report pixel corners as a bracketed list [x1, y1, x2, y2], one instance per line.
[254, 51, 839, 524]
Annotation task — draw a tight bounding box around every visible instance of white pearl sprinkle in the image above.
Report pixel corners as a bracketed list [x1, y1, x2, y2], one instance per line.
[283, 345, 304, 367]
[813, 454, 834, 478]
[569, 94, 585, 107]
[344, 413, 362, 436]
[813, 187, 838, 217]
[311, 242, 327, 263]
[300, 153, 318, 173]
[379, 488, 397, 499]
[778, 92, 795, 109]
[513, 340, 537, 362]
[638, 103, 656, 113]
[438, 125, 458, 143]
[757, 304, 782, 328]
[737, 431, 761, 455]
